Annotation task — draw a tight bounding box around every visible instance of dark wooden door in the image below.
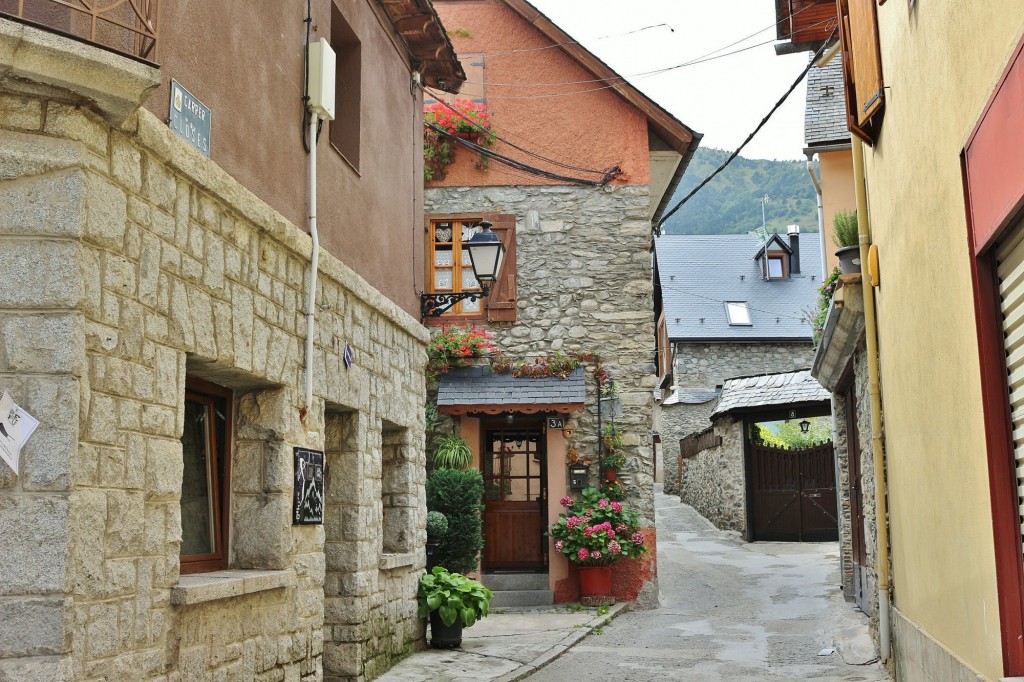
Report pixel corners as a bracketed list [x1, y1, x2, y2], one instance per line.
[482, 425, 547, 571]
[751, 443, 839, 542]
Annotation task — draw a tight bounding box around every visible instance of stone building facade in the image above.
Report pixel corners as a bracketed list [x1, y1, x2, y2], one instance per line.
[675, 417, 746, 533]
[0, 25, 428, 682]
[425, 185, 659, 522]
[662, 341, 815, 494]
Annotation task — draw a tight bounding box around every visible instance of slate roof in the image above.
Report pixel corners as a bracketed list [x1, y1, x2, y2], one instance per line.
[655, 233, 821, 342]
[805, 57, 849, 149]
[711, 370, 830, 418]
[437, 366, 585, 407]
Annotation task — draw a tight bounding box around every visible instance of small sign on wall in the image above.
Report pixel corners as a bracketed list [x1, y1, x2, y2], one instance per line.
[0, 390, 39, 475]
[293, 447, 324, 525]
[169, 79, 212, 157]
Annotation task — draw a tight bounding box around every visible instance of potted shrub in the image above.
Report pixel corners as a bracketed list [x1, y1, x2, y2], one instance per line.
[418, 566, 493, 648]
[426, 467, 485, 574]
[833, 209, 861, 274]
[601, 449, 626, 482]
[426, 511, 448, 571]
[548, 488, 648, 600]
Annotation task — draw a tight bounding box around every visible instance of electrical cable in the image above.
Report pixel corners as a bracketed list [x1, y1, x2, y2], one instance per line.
[653, 28, 838, 236]
[426, 123, 610, 186]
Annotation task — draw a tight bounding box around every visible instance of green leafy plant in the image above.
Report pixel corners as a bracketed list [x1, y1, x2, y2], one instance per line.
[601, 449, 626, 471]
[832, 209, 859, 248]
[601, 423, 623, 450]
[417, 566, 493, 627]
[431, 434, 473, 470]
[426, 468, 485, 574]
[426, 511, 449, 541]
[548, 488, 647, 566]
[810, 267, 842, 345]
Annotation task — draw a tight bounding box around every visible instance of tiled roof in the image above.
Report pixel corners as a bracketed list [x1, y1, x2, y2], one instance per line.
[437, 366, 585, 407]
[711, 370, 829, 418]
[805, 57, 849, 149]
[655, 233, 821, 342]
[663, 388, 722, 406]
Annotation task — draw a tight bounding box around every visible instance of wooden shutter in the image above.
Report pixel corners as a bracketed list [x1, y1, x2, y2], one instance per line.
[997, 222, 1024, 569]
[424, 53, 486, 105]
[837, 0, 884, 144]
[486, 214, 517, 322]
[656, 311, 671, 383]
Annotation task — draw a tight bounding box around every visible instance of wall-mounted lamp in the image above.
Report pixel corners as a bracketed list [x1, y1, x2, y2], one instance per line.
[799, 419, 811, 434]
[420, 220, 506, 319]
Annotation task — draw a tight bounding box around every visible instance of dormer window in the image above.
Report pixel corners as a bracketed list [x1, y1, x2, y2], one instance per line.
[767, 254, 787, 279]
[726, 301, 751, 325]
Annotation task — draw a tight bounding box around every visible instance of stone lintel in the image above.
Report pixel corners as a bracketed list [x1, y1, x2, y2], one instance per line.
[171, 569, 297, 606]
[0, 18, 160, 126]
[378, 552, 418, 571]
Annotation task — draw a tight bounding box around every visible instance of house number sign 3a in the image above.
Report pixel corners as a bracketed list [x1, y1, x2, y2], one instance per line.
[547, 417, 564, 429]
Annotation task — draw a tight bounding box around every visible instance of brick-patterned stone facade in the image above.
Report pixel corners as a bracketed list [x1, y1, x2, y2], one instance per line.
[676, 416, 746, 533]
[0, 35, 427, 681]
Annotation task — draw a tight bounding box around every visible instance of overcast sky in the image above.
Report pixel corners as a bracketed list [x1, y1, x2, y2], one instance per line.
[528, 0, 812, 161]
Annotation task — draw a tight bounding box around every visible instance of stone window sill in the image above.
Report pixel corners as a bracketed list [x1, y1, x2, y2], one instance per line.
[379, 552, 419, 571]
[171, 569, 297, 606]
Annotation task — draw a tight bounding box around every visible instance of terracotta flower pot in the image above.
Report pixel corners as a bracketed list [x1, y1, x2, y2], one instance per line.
[578, 565, 612, 598]
[603, 468, 617, 482]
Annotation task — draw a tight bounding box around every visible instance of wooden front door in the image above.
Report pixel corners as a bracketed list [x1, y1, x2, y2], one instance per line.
[843, 381, 869, 610]
[482, 424, 547, 571]
[750, 443, 839, 542]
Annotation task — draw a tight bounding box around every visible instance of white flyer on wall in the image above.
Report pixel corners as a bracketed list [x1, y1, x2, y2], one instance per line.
[0, 390, 40, 475]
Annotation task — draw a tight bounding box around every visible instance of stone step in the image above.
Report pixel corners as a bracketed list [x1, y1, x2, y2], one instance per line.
[480, 573, 549, 591]
[488, 589, 554, 608]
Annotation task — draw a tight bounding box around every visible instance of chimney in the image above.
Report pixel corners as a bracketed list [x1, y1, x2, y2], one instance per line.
[787, 225, 800, 274]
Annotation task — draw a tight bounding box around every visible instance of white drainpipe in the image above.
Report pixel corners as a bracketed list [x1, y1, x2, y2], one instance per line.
[807, 156, 827, 275]
[304, 115, 320, 414]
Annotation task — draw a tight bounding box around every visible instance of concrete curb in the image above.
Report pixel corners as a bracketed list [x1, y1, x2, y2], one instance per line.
[493, 602, 631, 682]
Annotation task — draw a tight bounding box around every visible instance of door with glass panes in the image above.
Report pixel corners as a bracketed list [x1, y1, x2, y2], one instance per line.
[482, 421, 547, 571]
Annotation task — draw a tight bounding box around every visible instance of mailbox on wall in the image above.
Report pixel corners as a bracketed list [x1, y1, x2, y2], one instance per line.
[568, 464, 589, 490]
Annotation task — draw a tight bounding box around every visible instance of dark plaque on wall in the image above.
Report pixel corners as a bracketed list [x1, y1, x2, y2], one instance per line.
[293, 447, 324, 525]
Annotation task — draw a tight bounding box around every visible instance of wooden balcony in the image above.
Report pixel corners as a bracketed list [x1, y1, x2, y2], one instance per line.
[0, 0, 158, 64]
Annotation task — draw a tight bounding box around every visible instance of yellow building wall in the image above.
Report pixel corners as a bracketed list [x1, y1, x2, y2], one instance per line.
[819, 149, 855, 275]
[865, 3, 1024, 678]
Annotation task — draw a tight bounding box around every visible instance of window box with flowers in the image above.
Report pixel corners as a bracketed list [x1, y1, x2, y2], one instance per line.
[549, 489, 648, 600]
[426, 324, 497, 380]
[423, 99, 496, 181]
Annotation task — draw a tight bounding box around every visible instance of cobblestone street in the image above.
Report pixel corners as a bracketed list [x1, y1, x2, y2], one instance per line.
[524, 488, 892, 681]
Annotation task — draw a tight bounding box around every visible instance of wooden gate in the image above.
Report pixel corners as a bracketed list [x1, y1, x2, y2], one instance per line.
[750, 443, 838, 541]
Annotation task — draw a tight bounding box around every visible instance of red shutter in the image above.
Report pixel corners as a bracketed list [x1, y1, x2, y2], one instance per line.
[486, 214, 517, 322]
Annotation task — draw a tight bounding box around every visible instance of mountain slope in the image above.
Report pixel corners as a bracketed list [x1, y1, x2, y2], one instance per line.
[661, 148, 818, 235]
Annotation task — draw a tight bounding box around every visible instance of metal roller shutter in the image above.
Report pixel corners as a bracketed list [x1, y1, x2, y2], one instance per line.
[996, 220, 1024, 553]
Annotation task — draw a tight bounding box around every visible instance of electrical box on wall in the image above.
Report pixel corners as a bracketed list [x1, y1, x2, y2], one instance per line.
[307, 38, 336, 121]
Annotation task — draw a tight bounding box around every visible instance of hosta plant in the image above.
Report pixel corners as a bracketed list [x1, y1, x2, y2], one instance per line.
[417, 566, 493, 628]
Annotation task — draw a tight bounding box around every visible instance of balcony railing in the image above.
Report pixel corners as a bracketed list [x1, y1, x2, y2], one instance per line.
[0, 0, 159, 64]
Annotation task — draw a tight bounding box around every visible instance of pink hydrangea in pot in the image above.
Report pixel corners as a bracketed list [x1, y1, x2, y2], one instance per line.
[548, 488, 647, 599]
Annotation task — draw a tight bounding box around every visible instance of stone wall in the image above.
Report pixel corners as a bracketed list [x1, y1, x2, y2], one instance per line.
[662, 341, 815, 494]
[0, 55, 427, 682]
[425, 185, 658, 524]
[677, 416, 746, 533]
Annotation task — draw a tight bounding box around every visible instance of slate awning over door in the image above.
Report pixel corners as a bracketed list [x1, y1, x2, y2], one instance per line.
[436, 366, 586, 415]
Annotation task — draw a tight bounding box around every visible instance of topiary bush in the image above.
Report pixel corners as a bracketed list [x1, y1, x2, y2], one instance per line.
[426, 468, 484, 574]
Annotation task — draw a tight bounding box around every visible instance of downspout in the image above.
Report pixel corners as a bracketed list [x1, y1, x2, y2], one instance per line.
[851, 135, 890, 663]
[807, 155, 827, 276]
[304, 114, 320, 414]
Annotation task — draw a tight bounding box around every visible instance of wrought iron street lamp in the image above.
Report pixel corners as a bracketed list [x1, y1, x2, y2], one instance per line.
[420, 220, 506, 318]
[799, 418, 811, 434]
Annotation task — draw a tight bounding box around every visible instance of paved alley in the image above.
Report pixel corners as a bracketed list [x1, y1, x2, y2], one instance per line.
[524, 488, 892, 681]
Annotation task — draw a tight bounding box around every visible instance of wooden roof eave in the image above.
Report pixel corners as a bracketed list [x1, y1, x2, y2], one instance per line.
[501, 0, 700, 161]
[378, 0, 466, 92]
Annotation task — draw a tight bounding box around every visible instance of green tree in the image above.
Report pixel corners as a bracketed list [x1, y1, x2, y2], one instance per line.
[756, 418, 832, 449]
[426, 468, 485, 574]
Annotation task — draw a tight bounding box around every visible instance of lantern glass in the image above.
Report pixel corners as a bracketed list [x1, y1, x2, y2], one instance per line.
[465, 221, 506, 285]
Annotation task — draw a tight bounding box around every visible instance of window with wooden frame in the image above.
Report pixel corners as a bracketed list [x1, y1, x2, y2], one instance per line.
[180, 377, 232, 574]
[767, 253, 788, 279]
[425, 214, 518, 322]
[838, 0, 885, 144]
[329, 2, 361, 170]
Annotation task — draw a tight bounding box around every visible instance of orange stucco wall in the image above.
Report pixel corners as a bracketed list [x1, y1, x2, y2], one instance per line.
[432, 0, 651, 187]
[819, 149, 855, 274]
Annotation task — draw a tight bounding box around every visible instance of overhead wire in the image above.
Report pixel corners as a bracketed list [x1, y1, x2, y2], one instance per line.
[653, 26, 839, 236]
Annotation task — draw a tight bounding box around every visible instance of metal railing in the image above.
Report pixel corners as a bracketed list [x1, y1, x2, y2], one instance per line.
[0, 0, 159, 64]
